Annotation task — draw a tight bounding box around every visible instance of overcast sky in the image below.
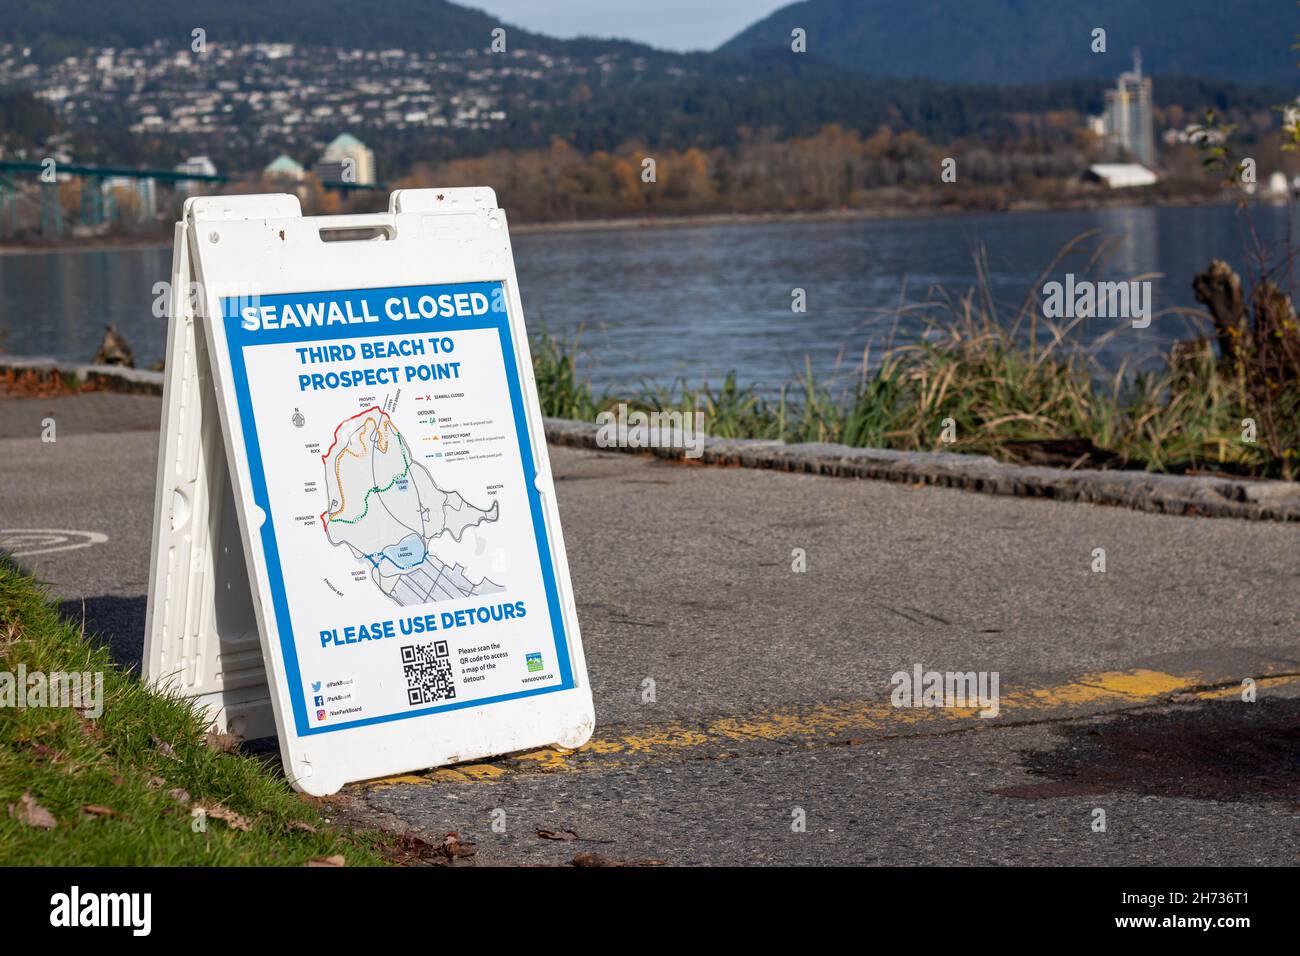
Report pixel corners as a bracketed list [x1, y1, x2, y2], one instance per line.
[465, 0, 790, 52]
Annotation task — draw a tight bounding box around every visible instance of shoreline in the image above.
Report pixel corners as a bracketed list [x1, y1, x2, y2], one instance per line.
[2, 371, 1295, 520]
[509, 191, 1235, 236]
[0, 191, 1238, 255]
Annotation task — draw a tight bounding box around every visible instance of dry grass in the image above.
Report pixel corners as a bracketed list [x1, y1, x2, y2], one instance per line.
[533, 238, 1296, 479]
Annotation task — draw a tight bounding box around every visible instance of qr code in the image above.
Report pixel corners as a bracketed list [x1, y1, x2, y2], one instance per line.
[401, 641, 454, 705]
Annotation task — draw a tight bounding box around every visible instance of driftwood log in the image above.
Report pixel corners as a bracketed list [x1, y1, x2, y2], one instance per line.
[1191, 259, 1245, 365]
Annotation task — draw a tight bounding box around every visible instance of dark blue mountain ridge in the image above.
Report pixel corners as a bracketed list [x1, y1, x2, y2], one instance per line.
[719, 0, 1299, 88]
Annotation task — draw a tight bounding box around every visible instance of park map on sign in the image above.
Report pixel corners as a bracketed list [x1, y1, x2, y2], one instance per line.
[319, 407, 504, 606]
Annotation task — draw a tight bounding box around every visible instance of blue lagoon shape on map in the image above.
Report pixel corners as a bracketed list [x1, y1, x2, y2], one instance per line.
[319, 407, 503, 606]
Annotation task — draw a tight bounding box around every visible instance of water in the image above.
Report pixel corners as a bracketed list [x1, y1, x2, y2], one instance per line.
[2, 202, 1295, 394]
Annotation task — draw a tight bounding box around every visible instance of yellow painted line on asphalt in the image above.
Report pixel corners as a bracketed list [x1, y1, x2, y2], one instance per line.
[360, 668, 1300, 790]
[426, 763, 508, 783]
[1014, 668, 1192, 708]
[370, 774, 431, 787]
[1189, 674, 1296, 700]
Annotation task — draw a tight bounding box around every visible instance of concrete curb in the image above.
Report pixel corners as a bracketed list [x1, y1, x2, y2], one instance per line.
[542, 417, 1300, 523]
[0, 356, 164, 395]
[5, 356, 1294, 522]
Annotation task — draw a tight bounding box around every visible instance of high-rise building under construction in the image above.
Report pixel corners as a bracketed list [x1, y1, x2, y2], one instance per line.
[1102, 51, 1156, 167]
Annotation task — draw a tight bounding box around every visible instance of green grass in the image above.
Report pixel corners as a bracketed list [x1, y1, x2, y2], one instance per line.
[0, 560, 386, 866]
[530, 326, 606, 422]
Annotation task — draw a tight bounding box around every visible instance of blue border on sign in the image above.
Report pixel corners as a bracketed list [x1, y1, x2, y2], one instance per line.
[220, 280, 574, 737]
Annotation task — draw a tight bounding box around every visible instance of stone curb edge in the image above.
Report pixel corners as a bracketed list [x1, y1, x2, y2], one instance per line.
[542, 418, 1300, 523]
[5, 358, 1295, 522]
[1, 356, 165, 395]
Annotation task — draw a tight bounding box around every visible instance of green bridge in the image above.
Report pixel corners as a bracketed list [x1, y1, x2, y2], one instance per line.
[0, 159, 384, 239]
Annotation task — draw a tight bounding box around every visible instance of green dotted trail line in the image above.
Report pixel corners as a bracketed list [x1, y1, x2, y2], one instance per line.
[329, 436, 412, 526]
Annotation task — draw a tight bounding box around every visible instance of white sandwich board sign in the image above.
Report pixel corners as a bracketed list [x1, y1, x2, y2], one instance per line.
[143, 188, 594, 795]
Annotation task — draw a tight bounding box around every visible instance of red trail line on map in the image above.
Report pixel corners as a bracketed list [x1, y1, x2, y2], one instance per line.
[318, 406, 395, 532]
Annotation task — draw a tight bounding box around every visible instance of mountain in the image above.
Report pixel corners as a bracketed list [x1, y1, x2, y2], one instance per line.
[0, 0, 663, 61]
[2, 0, 1289, 175]
[7, 0, 1295, 89]
[719, 0, 1299, 88]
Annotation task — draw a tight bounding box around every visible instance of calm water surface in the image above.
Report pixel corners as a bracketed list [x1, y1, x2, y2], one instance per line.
[2, 202, 1295, 394]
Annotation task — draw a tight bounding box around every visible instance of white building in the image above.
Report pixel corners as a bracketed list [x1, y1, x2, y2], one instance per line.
[1086, 163, 1159, 189]
[174, 155, 217, 178]
[173, 156, 218, 197]
[315, 133, 375, 185]
[1266, 171, 1291, 197]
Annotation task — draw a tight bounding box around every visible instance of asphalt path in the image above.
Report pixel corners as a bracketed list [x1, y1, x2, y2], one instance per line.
[2, 392, 1297, 865]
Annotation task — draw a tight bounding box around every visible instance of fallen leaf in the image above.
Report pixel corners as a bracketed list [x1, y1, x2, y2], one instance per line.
[199, 804, 252, 832]
[204, 730, 242, 754]
[287, 819, 317, 833]
[537, 829, 578, 841]
[27, 742, 60, 761]
[150, 734, 178, 759]
[374, 830, 477, 866]
[146, 776, 167, 790]
[381, 832, 438, 865]
[440, 831, 477, 860]
[166, 788, 191, 805]
[9, 791, 56, 829]
[82, 804, 123, 820]
[307, 855, 346, 867]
